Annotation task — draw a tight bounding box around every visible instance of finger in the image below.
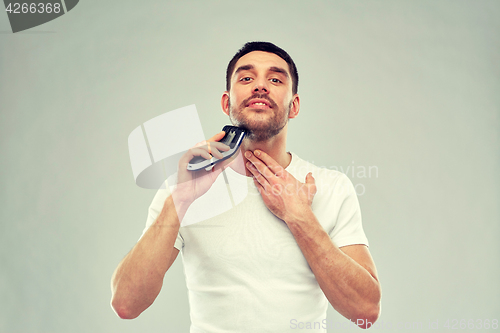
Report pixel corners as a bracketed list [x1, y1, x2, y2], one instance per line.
[209, 141, 231, 152]
[195, 130, 229, 146]
[245, 151, 276, 181]
[251, 150, 284, 176]
[199, 131, 231, 156]
[208, 144, 224, 159]
[306, 172, 315, 184]
[188, 147, 212, 161]
[206, 141, 212, 156]
[212, 147, 244, 175]
[246, 161, 271, 191]
[192, 141, 229, 159]
[207, 141, 231, 159]
[208, 131, 226, 142]
[253, 178, 267, 196]
[305, 173, 317, 192]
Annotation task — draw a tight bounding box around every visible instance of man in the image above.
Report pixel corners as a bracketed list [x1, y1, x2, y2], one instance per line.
[111, 42, 381, 332]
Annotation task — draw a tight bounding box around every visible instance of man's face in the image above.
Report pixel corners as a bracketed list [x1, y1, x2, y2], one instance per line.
[222, 51, 299, 141]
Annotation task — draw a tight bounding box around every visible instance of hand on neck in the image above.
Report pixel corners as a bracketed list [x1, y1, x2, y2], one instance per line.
[227, 129, 291, 177]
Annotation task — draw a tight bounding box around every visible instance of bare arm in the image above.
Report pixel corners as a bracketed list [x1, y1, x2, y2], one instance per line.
[110, 131, 231, 319]
[245, 149, 381, 328]
[286, 211, 381, 328]
[110, 195, 184, 319]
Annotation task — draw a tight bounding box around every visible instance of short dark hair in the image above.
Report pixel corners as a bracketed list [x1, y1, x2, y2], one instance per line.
[226, 41, 299, 94]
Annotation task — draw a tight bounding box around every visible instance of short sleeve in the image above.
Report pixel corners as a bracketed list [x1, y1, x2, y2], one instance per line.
[328, 173, 369, 248]
[139, 180, 184, 251]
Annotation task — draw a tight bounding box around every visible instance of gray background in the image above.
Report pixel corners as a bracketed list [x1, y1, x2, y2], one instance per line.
[1, 1, 498, 332]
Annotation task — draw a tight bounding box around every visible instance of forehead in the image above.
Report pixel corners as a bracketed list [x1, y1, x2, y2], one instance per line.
[233, 51, 290, 76]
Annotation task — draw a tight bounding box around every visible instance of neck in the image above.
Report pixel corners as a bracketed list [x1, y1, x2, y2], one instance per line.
[229, 125, 291, 177]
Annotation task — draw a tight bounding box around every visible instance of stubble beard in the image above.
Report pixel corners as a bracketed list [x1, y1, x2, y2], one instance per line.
[228, 94, 292, 142]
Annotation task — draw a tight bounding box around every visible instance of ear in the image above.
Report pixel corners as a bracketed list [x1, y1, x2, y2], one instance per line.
[221, 91, 230, 116]
[288, 94, 300, 119]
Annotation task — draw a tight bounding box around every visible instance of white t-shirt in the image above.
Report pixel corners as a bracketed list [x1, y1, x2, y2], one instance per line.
[142, 152, 368, 333]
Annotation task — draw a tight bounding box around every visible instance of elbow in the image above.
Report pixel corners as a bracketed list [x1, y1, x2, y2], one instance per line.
[356, 281, 382, 329]
[110, 275, 143, 320]
[355, 302, 381, 329]
[111, 297, 140, 320]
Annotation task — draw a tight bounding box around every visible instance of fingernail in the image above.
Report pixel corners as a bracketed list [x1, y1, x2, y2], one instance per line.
[254, 150, 260, 156]
[245, 151, 251, 158]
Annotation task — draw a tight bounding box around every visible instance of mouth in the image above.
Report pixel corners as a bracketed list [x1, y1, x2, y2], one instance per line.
[246, 99, 272, 110]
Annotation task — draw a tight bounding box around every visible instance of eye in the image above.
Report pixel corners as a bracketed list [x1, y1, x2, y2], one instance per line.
[270, 78, 282, 83]
[240, 77, 252, 82]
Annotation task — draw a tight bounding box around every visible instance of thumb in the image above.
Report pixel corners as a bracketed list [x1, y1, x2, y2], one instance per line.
[208, 131, 226, 142]
[305, 172, 315, 184]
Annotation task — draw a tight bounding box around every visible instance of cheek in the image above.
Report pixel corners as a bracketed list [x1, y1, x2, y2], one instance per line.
[276, 90, 291, 103]
[228, 92, 239, 107]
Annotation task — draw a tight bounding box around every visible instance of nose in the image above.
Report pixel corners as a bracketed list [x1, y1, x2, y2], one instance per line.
[253, 78, 269, 93]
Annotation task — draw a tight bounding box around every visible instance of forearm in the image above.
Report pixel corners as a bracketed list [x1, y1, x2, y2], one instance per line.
[286, 210, 381, 326]
[110, 194, 188, 319]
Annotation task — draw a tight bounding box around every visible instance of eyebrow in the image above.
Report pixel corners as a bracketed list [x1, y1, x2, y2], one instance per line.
[269, 66, 289, 79]
[234, 64, 290, 79]
[234, 64, 254, 75]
